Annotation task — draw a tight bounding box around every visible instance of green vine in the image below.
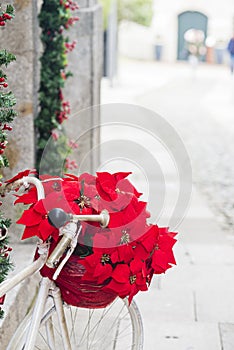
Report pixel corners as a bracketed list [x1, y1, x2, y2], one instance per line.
[35, 0, 79, 175]
[0, 3, 16, 319]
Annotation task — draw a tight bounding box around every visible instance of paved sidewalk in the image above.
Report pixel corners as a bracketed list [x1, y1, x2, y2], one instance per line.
[101, 58, 234, 349]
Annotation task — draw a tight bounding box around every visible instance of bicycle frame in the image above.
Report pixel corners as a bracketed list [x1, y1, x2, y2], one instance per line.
[5, 274, 73, 350]
[23, 277, 72, 350]
[1, 176, 77, 349]
[0, 176, 142, 350]
[0, 176, 108, 350]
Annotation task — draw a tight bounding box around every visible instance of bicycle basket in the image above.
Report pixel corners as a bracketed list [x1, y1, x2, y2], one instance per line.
[40, 255, 117, 309]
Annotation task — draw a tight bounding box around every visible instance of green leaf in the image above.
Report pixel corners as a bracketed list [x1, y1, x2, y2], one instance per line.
[0, 50, 16, 67]
[6, 5, 15, 16]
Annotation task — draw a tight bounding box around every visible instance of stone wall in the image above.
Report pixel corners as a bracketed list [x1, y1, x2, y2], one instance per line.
[0, 0, 37, 178]
[0, 0, 103, 343]
[64, 0, 103, 174]
[0, 0, 103, 242]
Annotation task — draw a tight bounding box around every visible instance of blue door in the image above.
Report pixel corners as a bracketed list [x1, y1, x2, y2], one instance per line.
[178, 11, 208, 60]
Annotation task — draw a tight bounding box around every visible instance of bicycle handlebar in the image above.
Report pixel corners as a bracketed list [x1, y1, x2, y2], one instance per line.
[0, 176, 110, 271]
[0, 176, 45, 200]
[46, 222, 80, 268]
[48, 208, 110, 228]
[46, 208, 110, 269]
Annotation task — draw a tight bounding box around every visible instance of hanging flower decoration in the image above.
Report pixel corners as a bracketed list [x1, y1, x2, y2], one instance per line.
[36, 0, 79, 174]
[14, 171, 177, 304]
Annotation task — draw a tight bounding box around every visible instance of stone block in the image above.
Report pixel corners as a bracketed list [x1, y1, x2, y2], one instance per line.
[219, 323, 234, 350]
[140, 321, 221, 350]
[64, 2, 103, 173]
[0, 0, 34, 54]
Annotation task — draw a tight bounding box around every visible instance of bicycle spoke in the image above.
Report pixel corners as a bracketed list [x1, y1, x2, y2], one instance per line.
[69, 306, 78, 345]
[13, 298, 143, 349]
[78, 300, 123, 346]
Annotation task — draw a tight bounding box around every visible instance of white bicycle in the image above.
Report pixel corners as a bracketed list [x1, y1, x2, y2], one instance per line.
[0, 176, 143, 350]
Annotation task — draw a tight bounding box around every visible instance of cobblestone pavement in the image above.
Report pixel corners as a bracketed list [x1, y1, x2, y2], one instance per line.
[102, 59, 234, 231]
[101, 59, 234, 349]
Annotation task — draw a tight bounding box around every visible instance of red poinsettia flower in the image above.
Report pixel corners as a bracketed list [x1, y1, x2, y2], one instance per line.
[15, 171, 178, 303]
[14, 186, 38, 205]
[92, 229, 135, 263]
[81, 248, 117, 284]
[108, 198, 150, 250]
[95, 172, 142, 212]
[133, 224, 159, 260]
[105, 257, 148, 302]
[151, 227, 177, 274]
[16, 190, 72, 240]
[40, 175, 63, 195]
[62, 179, 99, 214]
[5, 169, 37, 184]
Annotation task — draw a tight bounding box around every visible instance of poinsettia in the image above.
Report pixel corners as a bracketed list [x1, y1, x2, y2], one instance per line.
[96, 172, 142, 212]
[5, 169, 36, 184]
[105, 257, 148, 303]
[81, 248, 116, 284]
[151, 227, 177, 274]
[10, 170, 178, 303]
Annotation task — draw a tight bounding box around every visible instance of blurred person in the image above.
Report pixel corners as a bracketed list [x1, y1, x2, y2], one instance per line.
[227, 35, 234, 74]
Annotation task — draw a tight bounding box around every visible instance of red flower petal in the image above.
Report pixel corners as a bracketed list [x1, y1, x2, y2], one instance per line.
[5, 169, 37, 183]
[130, 257, 144, 274]
[33, 199, 46, 214]
[112, 264, 130, 283]
[63, 173, 79, 181]
[117, 245, 134, 263]
[94, 263, 113, 284]
[14, 188, 38, 205]
[105, 279, 130, 297]
[79, 173, 96, 185]
[21, 225, 40, 240]
[138, 225, 158, 252]
[0, 295, 5, 305]
[17, 208, 42, 226]
[38, 219, 58, 241]
[151, 250, 170, 273]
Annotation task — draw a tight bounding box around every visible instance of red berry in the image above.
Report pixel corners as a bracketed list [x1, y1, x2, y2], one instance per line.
[0, 149, 4, 155]
[3, 83, 8, 88]
[0, 22, 6, 27]
[3, 13, 12, 20]
[0, 77, 5, 82]
[2, 124, 12, 131]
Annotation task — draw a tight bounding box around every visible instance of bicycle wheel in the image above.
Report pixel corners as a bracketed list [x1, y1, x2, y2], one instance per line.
[8, 298, 143, 350]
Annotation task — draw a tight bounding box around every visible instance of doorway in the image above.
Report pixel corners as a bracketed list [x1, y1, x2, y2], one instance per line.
[178, 11, 208, 60]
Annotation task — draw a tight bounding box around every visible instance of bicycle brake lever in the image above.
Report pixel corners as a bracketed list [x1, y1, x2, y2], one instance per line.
[48, 208, 70, 228]
[52, 223, 82, 280]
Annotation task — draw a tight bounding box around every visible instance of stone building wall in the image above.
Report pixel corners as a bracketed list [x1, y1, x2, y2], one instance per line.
[0, 0, 37, 178]
[0, 0, 103, 242]
[64, 0, 103, 174]
[0, 2, 103, 343]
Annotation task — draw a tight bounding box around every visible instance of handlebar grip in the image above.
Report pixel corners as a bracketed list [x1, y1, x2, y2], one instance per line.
[48, 208, 70, 228]
[46, 222, 79, 269]
[46, 235, 72, 268]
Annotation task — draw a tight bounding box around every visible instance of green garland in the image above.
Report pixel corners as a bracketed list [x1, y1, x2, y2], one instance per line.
[35, 0, 78, 175]
[0, 4, 16, 319]
[0, 216, 12, 319]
